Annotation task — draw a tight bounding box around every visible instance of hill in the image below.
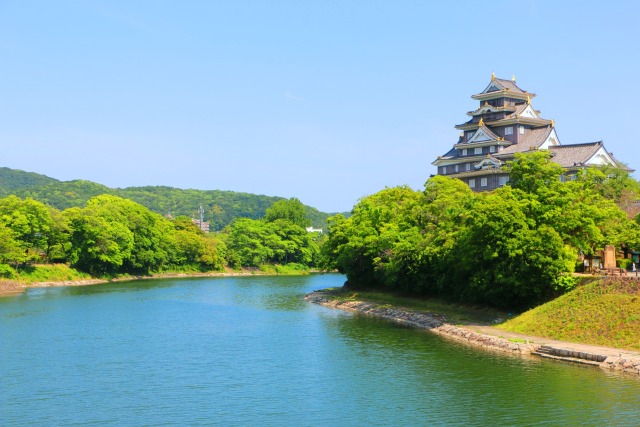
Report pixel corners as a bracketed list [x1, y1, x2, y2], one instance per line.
[0, 167, 59, 195]
[498, 277, 640, 351]
[0, 166, 346, 230]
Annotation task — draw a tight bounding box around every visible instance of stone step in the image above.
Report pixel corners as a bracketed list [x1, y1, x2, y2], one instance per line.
[531, 344, 608, 365]
[531, 351, 603, 367]
[536, 345, 554, 355]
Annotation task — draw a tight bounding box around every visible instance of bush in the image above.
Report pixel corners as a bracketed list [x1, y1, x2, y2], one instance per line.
[617, 258, 633, 270]
[0, 264, 16, 278]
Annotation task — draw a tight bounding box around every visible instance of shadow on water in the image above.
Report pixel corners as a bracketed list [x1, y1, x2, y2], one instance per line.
[3, 273, 640, 426]
[318, 307, 640, 426]
[3, 274, 336, 313]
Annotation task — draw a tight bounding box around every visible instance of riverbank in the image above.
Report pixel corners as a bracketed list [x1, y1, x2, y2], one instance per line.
[305, 290, 640, 376]
[0, 267, 320, 296]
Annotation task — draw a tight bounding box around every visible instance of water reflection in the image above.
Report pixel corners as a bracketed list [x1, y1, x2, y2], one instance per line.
[2, 274, 640, 426]
[320, 308, 640, 425]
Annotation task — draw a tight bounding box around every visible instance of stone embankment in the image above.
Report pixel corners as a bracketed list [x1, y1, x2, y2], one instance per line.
[305, 290, 640, 376]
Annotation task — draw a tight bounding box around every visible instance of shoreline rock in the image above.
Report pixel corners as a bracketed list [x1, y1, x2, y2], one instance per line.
[305, 290, 640, 376]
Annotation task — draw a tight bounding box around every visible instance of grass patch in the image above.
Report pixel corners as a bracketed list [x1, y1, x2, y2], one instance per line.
[498, 278, 640, 351]
[322, 288, 508, 326]
[14, 264, 91, 283]
[259, 263, 311, 275]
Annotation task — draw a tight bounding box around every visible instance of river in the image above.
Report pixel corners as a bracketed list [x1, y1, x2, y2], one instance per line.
[1, 274, 639, 426]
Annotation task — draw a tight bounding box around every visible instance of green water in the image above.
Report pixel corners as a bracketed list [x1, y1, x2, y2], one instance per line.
[1, 274, 639, 426]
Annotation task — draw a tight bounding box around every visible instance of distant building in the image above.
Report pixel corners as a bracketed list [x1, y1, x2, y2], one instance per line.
[432, 74, 631, 191]
[192, 219, 210, 233]
[305, 226, 323, 234]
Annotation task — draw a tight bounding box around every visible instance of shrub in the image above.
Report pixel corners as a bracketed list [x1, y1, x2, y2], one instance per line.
[617, 258, 633, 270]
[0, 264, 16, 278]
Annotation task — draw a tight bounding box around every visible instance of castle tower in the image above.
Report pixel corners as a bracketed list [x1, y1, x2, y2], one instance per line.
[432, 74, 561, 191]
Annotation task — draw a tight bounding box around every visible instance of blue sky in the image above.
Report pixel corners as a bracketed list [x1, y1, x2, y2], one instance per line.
[1, 1, 638, 213]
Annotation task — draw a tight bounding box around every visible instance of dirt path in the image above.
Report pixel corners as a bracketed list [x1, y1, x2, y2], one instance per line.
[465, 324, 640, 360]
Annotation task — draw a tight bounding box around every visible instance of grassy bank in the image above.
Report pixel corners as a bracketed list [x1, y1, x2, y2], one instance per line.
[317, 278, 640, 352]
[319, 288, 509, 326]
[498, 278, 640, 351]
[9, 264, 92, 283]
[0, 262, 314, 290]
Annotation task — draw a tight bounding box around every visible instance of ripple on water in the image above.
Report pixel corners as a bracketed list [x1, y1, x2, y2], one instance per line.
[2, 275, 640, 426]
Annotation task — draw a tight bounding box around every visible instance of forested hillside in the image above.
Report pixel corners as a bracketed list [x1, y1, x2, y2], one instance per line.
[0, 167, 344, 230]
[0, 167, 60, 193]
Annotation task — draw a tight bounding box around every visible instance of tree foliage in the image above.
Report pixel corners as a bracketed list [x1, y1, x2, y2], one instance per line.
[264, 198, 309, 228]
[0, 166, 343, 231]
[222, 216, 319, 268]
[323, 152, 640, 309]
[0, 191, 322, 276]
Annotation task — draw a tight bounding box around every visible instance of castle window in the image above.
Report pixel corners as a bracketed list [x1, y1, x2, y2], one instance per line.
[480, 178, 488, 187]
[505, 126, 513, 135]
[490, 145, 496, 153]
[474, 147, 482, 155]
[519, 126, 525, 134]
[465, 163, 471, 171]
[454, 164, 459, 173]
[462, 149, 467, 156]
[469, 179, 476, 188]
[499, 176, 509, 186]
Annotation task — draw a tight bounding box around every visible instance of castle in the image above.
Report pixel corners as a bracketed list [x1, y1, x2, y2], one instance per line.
[432, 74, 630, 191]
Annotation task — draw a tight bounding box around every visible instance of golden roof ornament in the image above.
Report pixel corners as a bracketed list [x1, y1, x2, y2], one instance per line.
[478, 118, 484, 126]
[551, 119, 555, 127]
[512, 75, 516, 82]
[526, 95, 531, 104]
[491, 72, 495, 81]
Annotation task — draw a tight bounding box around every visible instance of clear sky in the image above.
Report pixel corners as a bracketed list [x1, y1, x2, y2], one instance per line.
[1, 1, 638, 213]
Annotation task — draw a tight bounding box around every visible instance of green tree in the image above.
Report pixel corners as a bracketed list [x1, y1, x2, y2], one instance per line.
[171, 229, 205, 265]
[83, 195, 174, 273]
[264, 198, 310, 228]
[506, 150, 564, 194]
[64, 206, 135, 275]
[0, 223, 27, 266]
[199, 235, 227, 271]
[322, 186, 427, 289]
[575, 164, 640, 203]
[0, 196, 58, 262]
[447, 189, 576, 308]
[222, 218, 276, 267]
[268, 219, 319, 265]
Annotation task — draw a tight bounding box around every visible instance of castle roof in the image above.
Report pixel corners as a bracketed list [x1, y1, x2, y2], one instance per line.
[474, 123, 501, 141]
[487, 78, 526, 94]
[548, 142, 604, 167]
[549, 142, 633, 171]
[472, 75, 535, 101]
[497, 126, 554, 156]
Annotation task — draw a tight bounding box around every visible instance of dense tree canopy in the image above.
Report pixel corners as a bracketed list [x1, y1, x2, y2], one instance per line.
[264, 198, 309, 228]
[0, 193, 319, 276]
[222, 215, 319, 268]
[0, 166, 342, 231]
[323, 152, 640, 309]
